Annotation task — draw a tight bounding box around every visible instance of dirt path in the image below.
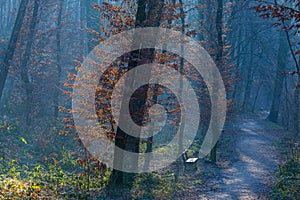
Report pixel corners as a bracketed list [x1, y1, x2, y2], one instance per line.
[197, 114, 290, 200]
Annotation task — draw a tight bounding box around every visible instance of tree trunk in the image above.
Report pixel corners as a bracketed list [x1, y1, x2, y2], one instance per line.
[294, 76, 300, 137]
[0, 0, 29, 101]
[251, 83, 262, 112]
[19, 0, 39, 125]
[80, 0, 88, 55]
[110, 0, 164, 186]
[267, 31, 288, 122]
[210, 0, 223, 163]
[197, 0, 204, 41]
[53, 0, 64, 121]
[232, 17, 243, 108]
[242, 31, 254, 112]
[86, 0, 99, 53]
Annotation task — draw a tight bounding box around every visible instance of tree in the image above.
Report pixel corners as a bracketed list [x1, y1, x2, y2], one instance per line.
[210, 0, 223, 163]
[255, 1, 300, 136]
[241, 20, 255, 112]
[20, 0, 39, 125]
[110, 0, 164, 186]
[53, 0, 64, 121]
[267, 31, 289, 122]
[86, 0, 101, 52]
[0, 0, 29, 101]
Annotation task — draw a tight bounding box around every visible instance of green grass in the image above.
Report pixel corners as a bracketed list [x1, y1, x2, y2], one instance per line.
[271, 144, 300, 199]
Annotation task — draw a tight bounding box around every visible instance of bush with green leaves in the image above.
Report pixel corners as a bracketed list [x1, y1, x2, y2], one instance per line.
[271, 143, 300, 200]
[0, 150, 111, 199]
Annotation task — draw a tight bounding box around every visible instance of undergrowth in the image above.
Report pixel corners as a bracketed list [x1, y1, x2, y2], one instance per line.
[271, 142, 300, 200]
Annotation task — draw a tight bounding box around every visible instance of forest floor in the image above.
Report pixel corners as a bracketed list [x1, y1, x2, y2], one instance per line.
[0, 112, 296, 199]
[175, 112, 294, 200]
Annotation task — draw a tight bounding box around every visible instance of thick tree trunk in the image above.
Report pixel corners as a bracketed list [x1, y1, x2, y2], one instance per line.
[110, 0, 164, 186]
[210, 0, 223, 163]
[284, 23, 300, 137]
[19, 0, 39, 125]
[267, 31, 288, 122]
[173, 0, 186, 180]
[0, 0, 29, 101]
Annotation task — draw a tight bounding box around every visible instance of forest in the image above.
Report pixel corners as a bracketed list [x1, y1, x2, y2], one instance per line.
[0, 0, 299, 199]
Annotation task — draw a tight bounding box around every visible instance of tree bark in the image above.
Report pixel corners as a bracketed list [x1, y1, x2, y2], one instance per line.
[294, 76, 300, 137]
[242, 29, 254, 112]
[19, 0, 39, 125]
[53, 0, 64, 121]
[210, 0, 223, 163]
[0, 0, 29, 101]
[267, 31, 288, 122]
[252, 83, 262, 112]
[110, 0, 164, 186]
[294, 75, 300, 138]
[283, 28, 300, 136]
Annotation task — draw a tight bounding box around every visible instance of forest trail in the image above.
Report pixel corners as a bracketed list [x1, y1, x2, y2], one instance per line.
[198, 114, 290, 200]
